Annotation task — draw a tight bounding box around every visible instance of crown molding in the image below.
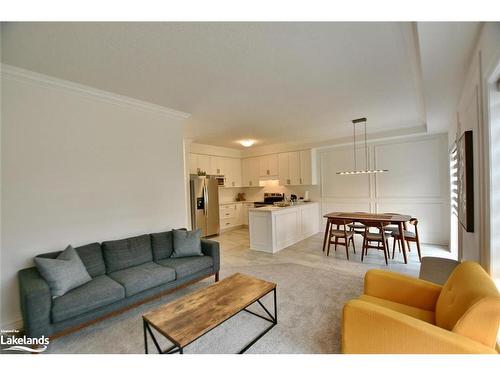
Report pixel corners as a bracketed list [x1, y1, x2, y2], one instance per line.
[1, 64, 191, 121]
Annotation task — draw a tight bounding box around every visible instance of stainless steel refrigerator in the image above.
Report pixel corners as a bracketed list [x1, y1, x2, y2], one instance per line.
[190, 175, 220, 237]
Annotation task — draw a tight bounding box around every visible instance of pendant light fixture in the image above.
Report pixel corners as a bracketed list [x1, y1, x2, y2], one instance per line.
[336, 117, 389, 175]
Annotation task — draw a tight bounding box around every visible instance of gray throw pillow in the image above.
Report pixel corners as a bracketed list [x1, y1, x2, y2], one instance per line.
[171, 229, 203, 258]
[34, 245, 92, 298]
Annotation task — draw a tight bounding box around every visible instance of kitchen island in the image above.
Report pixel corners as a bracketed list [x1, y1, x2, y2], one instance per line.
[248, 202, 320, 253]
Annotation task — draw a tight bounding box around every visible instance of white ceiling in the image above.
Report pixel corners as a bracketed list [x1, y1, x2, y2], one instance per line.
[417, 22, 481, 134]
[1, 22, 479, 148]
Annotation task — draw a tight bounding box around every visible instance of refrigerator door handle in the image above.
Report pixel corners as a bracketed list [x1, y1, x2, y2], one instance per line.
[204, 184, 208, 217]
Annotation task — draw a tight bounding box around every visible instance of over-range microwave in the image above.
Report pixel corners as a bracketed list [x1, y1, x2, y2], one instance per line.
[210, 175, 225, 186]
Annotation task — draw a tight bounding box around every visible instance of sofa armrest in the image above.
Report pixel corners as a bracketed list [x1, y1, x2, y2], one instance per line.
[201, 239, 220, 272]
[18, 267, 52, 338]
[364, 269, 442, 311]
[342, 299, 497, 354]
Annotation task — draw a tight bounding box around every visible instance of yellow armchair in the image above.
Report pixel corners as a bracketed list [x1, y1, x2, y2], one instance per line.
[342, 261, 500, 354]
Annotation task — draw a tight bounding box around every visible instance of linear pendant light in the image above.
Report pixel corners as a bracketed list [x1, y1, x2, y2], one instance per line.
[336, 117, 389, 175]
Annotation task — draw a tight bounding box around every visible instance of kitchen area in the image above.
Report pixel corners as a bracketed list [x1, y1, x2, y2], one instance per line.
[188, 146, 320, 253]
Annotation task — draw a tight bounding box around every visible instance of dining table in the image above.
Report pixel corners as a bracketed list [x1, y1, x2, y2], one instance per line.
[322, 212, 413, 264]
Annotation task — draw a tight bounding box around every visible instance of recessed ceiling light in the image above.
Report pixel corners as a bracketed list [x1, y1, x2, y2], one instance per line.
[239, 139, 256, 147]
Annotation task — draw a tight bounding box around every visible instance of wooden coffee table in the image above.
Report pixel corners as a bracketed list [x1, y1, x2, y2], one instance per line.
[142, 273, 277, 354]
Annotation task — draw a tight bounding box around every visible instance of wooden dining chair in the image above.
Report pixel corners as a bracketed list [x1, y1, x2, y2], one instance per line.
[326, 218, 356, 260]
[392, 217, 422, 262]
[347, 212, 368, 236]
[360, 220, 390, 265]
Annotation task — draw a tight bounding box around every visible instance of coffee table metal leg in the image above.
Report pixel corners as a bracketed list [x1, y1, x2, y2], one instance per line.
[238, 288, 277, 354]
[274, 288, 277, 324]
[144, 319, 182, 354]
[143, 319, 148, 354]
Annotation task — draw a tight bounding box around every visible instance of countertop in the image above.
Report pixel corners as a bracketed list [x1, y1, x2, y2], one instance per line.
[219, 201, 255, 205]
[248, 201, 318, 212]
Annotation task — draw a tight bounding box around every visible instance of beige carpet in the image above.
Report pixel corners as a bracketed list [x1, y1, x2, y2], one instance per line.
[45, 263, 364, 354]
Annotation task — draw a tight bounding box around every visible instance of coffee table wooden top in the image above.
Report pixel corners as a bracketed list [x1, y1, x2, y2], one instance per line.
[142, 273, 276, 348]
[323, 212, 411, 222]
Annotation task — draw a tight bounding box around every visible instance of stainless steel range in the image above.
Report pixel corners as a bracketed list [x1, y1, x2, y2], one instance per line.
[254, 193, 285, 208]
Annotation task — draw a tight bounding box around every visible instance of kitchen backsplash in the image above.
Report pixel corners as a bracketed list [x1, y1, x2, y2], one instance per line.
[218, 180, 320, 203]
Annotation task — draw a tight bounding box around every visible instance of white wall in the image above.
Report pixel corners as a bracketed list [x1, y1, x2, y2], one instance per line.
[318, 134, 450, 246]
[450, 23, 500, 273]
[0, 66, 189, 328]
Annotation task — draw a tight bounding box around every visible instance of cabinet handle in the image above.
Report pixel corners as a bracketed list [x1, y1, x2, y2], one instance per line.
[232, 181, 235, 186]
[267, 169, 270, 175]
[287, 179, 290, 185]
[217, 168, 220, 174]
[249, 181, 252, 186]
[300, 178, 302, 184]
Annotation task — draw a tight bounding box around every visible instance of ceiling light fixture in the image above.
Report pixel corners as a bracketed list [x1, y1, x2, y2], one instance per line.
[336, 117, 389, 175]
[239, 139, 256, 147]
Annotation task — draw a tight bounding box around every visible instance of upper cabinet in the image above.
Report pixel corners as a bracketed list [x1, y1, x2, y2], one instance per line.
[189, 148, 316, 187]
[188, 153, 242, 187]
[278, 149, 317, 185]
[242, 157, 260, 187]
[258, 154, 278, 177]
[225, 157, 242, 187]
[189, 153, 213, 175]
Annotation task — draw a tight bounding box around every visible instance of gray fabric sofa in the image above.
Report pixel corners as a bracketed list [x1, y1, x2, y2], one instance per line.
[18, 231, 220, 338]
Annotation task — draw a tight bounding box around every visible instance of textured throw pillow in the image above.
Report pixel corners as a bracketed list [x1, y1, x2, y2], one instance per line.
[171, 229, 203, 258]
[34, 245, 92, 298]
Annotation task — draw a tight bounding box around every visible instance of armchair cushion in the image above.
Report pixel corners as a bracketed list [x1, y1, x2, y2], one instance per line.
[342, 299, 496, 354]
[358, 294, 435, 324]
[436, 261, 500, 348]
[364, 269, 442, 311]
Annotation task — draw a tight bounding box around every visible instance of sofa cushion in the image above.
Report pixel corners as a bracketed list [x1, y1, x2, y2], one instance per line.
[36, 243, 106, 279]
[358, 294, 435, 324]
[108, 262, 175, 297]
[102, 234, 153, 273]
[74, 242, 106, 278]
[51, 275, 125, 323]
[150, 230, 174, 260]
[156, 256, 213, 279]
[34, 245, 92, 298]
[171, 229, 203, 258]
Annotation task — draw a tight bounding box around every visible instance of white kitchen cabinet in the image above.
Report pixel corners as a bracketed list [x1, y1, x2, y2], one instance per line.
[242, 202, 254, 226]
[278, 152, 290, 185]
[277, 149, 317, 186]
[288, 151, 301, 185]
[258, 154, 278, 177]
[249, 202, 319, 253]
[225, 157, 242, 187]
[196, 154, 212, 175]
[188, 153, 198, 174]
[219, 202, 245, 231]
[299, 149, 313, 185]
[242, 157, 260, 187]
